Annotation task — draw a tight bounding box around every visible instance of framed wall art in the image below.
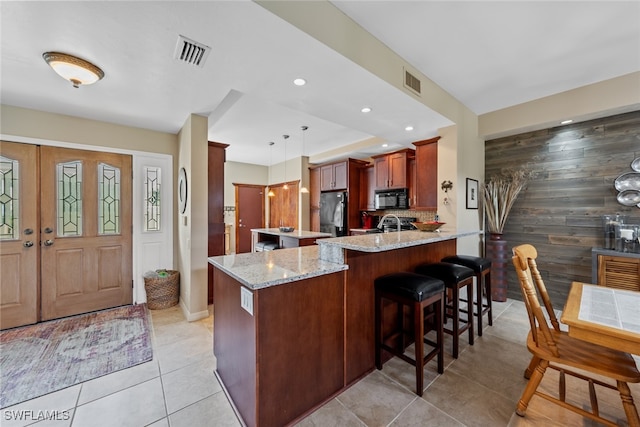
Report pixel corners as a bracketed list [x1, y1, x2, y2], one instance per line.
[466, 178, 479, 209]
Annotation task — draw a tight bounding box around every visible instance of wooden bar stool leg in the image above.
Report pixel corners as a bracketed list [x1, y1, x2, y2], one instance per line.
[414, 300, 425, 396]
[452, 285, 460, 358]
[476, 273, 483, 336]
[485, 270, 493, 326]
[466, 278, 474, 345]
[436, 296, 444, 374]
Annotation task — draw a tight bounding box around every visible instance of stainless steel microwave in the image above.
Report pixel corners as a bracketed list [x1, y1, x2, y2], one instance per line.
[374, 188, 409, 209]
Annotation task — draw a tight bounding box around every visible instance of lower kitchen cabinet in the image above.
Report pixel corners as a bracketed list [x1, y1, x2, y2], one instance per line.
[592, 248, 640, 291]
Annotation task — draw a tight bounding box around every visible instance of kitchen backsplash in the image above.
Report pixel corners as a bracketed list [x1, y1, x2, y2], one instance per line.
[380, 209, 437, 222]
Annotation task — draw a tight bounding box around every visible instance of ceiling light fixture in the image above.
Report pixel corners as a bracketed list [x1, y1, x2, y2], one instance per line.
[405, 126, 414, 131]
[361, 107, 372, 113]
[42, 52, 104, 88]
[561, 119, 573, 125]
[282, 134, 290, 190]
[293, 78, 306, 86]
[382, 143, 388, 148]
[268, 142, 275, 197]
[300, 126, 309, 194]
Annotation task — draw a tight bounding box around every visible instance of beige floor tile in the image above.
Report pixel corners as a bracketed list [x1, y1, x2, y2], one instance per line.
[72, 378, 166, 427]
[295, 398, 365, 426]
[421, 370, 515, 426]
[1, 385, 80, 427]
[336, 370, 418, 427]
[162, 357, 220, 414]
[446, 333, 530, 401]
[154, 333, 214, 374]
[391, 398, 465, 426]
[77, 359, 160, 405]
[168, 392, 240, 427]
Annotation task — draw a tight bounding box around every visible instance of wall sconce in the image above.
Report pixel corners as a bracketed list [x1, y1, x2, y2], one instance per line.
[441, 180, 453, 205]
[43, 52, 104, 88]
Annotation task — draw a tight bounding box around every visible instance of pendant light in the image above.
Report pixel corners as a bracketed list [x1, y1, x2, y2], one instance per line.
[282, 135, 289, 190]
[267, 142, 275, 197]
[300, 126, 309, 194]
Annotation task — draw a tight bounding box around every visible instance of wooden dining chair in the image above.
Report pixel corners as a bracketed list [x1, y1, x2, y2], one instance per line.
[512, 244, 640, 427]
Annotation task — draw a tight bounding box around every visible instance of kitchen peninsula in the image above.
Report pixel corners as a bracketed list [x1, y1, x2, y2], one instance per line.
[209, 228, 480, 427]
[250, 228, 332, 251]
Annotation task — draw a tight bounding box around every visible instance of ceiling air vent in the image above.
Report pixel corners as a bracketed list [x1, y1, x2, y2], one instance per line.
[173, 35, 211, 68]
[403, 67, 421, 96]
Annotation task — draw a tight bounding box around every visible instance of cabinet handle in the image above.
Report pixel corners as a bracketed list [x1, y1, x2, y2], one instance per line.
[43, 239, 54, 246]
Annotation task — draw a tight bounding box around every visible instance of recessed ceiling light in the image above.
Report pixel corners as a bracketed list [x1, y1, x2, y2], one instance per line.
[382, 143, 388, 148]
[405, 126, 414, 131]
[293, 78, 306, 86]
[361, 107, 371, 113]
[560, 119, 573, 125]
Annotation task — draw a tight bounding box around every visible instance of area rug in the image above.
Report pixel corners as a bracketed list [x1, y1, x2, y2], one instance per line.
[0, 304, 153, 408]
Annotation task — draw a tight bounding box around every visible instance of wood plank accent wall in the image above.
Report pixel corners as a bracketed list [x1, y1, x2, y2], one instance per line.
[485, 110, 640, 307]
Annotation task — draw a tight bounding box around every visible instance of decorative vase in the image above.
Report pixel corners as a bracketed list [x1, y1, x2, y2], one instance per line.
[486, 232, 508, 302]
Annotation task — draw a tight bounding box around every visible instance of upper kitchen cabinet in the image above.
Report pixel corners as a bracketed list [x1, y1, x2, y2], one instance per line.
[412, 137, 440, 209]
[320, 161, 348, 191]
[372, 149, 415, 190]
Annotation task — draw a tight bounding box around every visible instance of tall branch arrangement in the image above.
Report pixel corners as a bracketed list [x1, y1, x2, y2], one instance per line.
[483, 169, 532, 234]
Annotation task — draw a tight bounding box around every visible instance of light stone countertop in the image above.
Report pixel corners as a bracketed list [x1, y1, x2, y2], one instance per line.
[251, 228, 332, 239]
[208, 245, 347, 290]
[316, 228, 481, 253]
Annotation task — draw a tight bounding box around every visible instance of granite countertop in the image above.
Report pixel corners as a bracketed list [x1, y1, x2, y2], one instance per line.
[208, 245, 347, 290]
[316, 228, 481, 253]
[251, 228, 333, 239]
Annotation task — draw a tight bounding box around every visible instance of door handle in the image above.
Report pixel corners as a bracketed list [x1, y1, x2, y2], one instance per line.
[23, 241, 34, 247]
[44, 227, 53, 234]
[43, 239, 54, 247]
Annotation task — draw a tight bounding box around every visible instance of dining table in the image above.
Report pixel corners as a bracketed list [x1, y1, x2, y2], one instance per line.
[561, 282, 640, 355]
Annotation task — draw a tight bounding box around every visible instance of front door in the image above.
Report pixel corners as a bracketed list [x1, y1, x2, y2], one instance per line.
[0, 142, 39, 329]
[0, 142, 133, 328]
[235, 184, 265, 253]
[40, 146, 132, 321]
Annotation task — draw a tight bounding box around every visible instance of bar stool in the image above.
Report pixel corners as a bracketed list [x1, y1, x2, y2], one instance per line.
[374, 272, 445, 396]
[415, 262, 474, 358]
[441, 255, 493, 336]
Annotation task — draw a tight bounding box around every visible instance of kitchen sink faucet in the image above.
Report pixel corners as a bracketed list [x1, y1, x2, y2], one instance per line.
[377, 214, 401, 232]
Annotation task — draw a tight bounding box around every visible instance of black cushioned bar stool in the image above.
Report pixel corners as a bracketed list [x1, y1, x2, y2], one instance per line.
[374, 272, 445, 396]
[441, 255, 493, 336]
[415, 262, 474, 358]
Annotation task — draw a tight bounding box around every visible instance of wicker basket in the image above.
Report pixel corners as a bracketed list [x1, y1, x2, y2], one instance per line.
[144, 270, 180, 310]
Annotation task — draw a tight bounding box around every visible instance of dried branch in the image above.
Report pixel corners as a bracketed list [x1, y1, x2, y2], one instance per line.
[482, 169, 532, 234]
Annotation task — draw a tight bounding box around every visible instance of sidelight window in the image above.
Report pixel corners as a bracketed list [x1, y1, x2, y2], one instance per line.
[143, 166, 161, 232]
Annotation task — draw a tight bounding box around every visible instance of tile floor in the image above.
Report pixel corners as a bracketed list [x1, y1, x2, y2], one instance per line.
[2, 299, 638, 426]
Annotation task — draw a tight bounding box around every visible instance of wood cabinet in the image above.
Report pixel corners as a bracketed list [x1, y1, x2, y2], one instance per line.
[597, 254, 640, 291]
[359, 165, 375, 211]
[412, 137, 439, 209]
[320, 161, 348, 191]
[372, 149, 414, 190]
[309, 168, 320, 232]
[208, 141, 229, 304]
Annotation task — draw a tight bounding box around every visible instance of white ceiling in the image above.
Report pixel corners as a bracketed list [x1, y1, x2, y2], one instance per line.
[2, 1, 639, 166]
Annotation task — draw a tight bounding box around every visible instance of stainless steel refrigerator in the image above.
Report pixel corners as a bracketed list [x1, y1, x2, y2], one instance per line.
[320, 191, 348, 237]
